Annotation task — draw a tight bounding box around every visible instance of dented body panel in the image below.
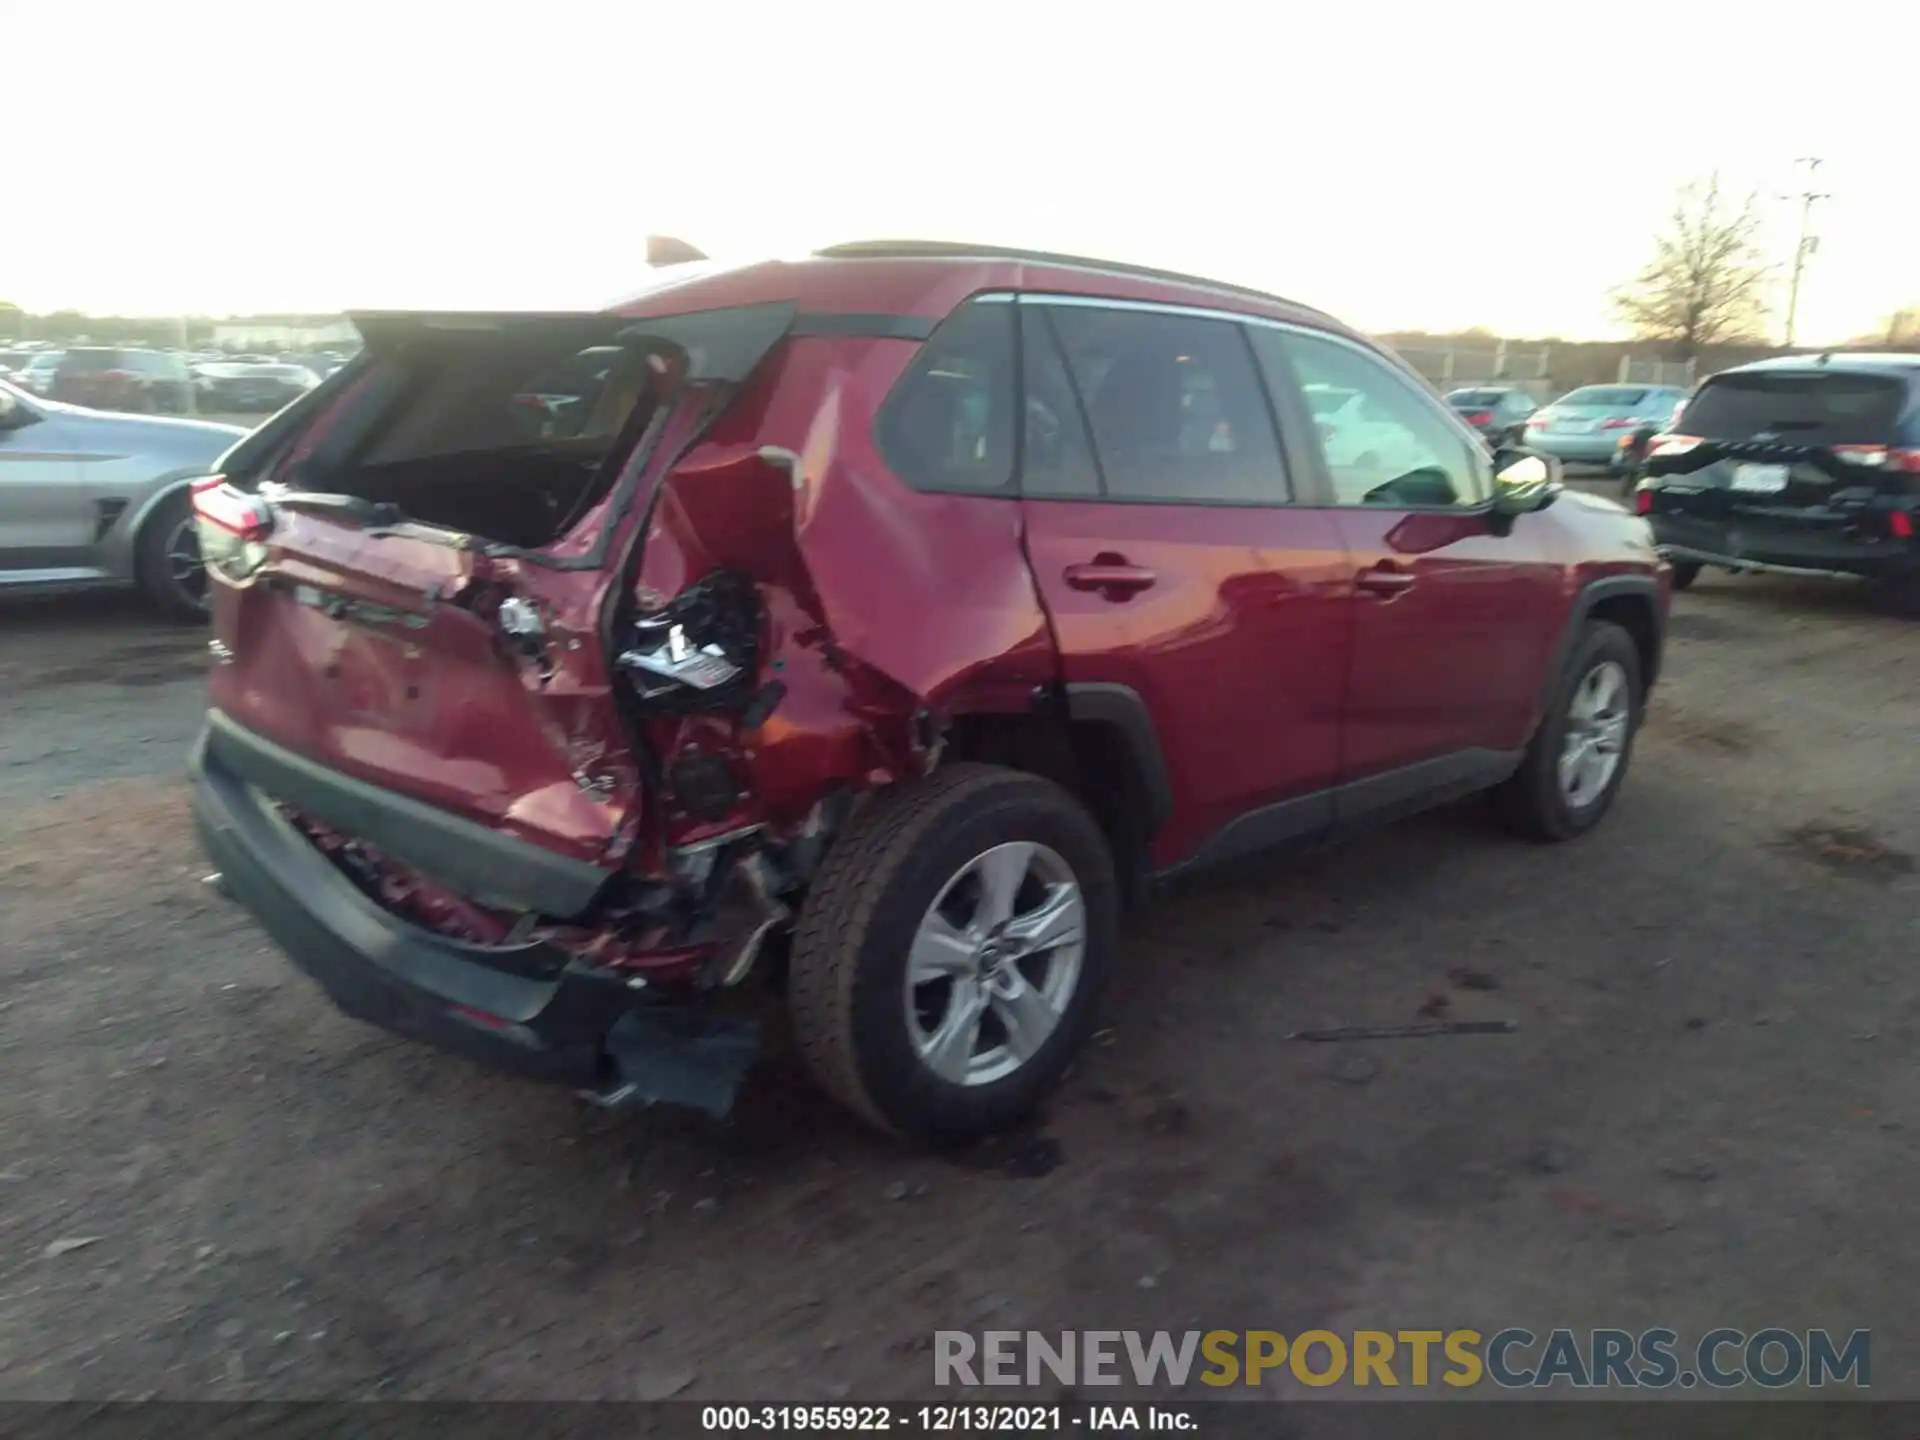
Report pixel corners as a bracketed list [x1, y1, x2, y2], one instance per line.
[205, 523, 640, 867]
[627, 332, 1057, 855]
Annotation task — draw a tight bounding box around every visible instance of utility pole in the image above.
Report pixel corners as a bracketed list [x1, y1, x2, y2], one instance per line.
[1780, 157, 1829, 349]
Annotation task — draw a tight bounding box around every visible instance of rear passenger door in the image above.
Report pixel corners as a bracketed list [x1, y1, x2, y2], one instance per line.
[1015, 299, 1352, 873]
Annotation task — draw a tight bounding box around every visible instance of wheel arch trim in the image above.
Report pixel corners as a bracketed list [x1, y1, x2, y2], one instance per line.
[1060, 682, 1174, 836]
[122, 469, 219, 555]
[1541, 574, 1664, 714]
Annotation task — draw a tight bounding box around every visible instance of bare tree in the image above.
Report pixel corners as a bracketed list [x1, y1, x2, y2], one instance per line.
[1612, 174, 1771, 358]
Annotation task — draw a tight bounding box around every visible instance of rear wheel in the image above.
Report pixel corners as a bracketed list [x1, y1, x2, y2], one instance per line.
[1496, 621, 1642, 842]
[787, 764, 1117, 1143]
[135, 491, 209, 623]
[1669, 561, 1701, 592]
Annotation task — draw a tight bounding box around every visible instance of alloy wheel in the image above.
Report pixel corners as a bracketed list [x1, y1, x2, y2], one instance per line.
[163, 516, 209, 614]
[1558, 659, 1629, 807]
[903, 841, 1086, 1087]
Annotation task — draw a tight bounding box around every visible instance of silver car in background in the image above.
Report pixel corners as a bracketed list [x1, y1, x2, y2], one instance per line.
[11, 351, 64, 396]
[1523, 384, 1689, 465]
[0, 379, 246, 619]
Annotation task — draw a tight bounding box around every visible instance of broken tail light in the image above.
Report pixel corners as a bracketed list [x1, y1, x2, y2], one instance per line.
[192, 475, 274, 579]
[616, 569, 761, 713]
[1647, 434, 1703, 459]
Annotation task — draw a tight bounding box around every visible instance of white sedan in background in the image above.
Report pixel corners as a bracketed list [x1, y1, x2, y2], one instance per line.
[1303, 383, 1429, 484]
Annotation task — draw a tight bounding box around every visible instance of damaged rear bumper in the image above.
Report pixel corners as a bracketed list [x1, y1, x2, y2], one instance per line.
[188, 719, 758, 1114]
[1652, 511, 1916, 583]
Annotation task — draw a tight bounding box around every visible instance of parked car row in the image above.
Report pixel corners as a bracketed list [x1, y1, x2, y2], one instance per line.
[0, 346, 353, 413]
[1440, 382, 1688, 470]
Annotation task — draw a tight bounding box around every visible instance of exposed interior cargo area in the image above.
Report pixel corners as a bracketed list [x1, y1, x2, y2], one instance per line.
[245, 320, 664, 551]
[191, 298, 836, 997]
[222, 303, 800, 555]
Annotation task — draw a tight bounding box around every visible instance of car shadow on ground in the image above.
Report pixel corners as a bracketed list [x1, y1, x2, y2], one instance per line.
[1682, 569, 1894, 621]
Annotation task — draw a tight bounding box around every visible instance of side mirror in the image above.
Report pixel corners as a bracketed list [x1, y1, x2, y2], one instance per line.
[1490, 447, 1561, 521]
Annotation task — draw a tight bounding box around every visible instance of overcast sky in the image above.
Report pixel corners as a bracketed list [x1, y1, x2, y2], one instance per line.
[7, 0, 1912, 343]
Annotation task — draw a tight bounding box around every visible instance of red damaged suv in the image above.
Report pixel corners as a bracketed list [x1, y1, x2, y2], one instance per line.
[189, 241, 1670, 1142]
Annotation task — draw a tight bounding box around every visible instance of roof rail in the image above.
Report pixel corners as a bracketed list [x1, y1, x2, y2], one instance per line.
[813, 239, 1325, 316]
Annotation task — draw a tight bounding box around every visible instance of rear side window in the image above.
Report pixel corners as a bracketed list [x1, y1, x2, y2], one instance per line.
[1449, 390, 1503, 406]
[1680, 371, 1908, 444]
[59, 350, 118, 375]
[1046, 306, 1288, 504]
[877, 299, 1015, 494]
[1561, 387, 1648, 407]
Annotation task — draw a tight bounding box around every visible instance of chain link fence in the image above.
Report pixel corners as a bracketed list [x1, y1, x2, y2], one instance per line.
[1390, 343, 1556, 401]
[1390, 340, 1702, 400]
[1615, 354, 1697, 387]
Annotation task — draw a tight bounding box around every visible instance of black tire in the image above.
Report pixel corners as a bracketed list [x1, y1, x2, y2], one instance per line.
[1495, 620, 1643, 842]
[1669, 561, 1701, 592]
[787, 763, 1118, 1143]
[134, 490, 210, 623]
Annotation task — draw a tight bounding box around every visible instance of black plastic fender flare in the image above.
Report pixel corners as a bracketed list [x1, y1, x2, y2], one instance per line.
[1536, 574, 1665, 719]
[1062, 682, 1174, 837]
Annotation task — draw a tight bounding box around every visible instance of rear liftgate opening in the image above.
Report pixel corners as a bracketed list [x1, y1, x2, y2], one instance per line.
[210, 305, 838, 1117]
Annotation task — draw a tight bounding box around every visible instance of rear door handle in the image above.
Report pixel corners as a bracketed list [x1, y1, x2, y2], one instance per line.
[1355, 562, 1416, 597]
[1064, 562, 1157, 598]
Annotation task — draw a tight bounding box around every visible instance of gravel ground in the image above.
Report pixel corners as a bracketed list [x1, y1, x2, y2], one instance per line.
[1, 535, 1917, 1404]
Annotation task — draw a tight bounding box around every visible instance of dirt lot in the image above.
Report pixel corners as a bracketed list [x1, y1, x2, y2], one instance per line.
[2, 544, 1917, 1404]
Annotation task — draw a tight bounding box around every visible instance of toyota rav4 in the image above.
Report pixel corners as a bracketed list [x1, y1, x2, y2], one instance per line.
[188, 241, 1671, 1143]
